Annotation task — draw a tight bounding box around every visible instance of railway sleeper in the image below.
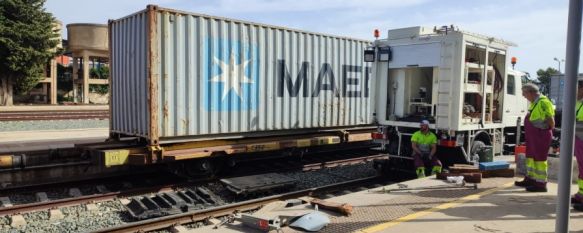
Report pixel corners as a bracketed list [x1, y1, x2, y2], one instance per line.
[125, 187, 223, 220]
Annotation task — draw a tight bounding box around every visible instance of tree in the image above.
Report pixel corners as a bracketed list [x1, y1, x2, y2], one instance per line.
[535, 67, 559, 95]
[0, 0, 59, 105]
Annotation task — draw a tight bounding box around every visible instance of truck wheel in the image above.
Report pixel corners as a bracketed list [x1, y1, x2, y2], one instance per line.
[471, 140, 486, 157]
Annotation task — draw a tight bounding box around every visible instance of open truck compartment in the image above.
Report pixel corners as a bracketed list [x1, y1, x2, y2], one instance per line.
[372, 26, 515, 131]
[368, 26, 529, 164]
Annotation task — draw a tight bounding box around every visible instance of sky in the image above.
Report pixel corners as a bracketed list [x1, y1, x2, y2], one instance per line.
[45, 0, 571, 78]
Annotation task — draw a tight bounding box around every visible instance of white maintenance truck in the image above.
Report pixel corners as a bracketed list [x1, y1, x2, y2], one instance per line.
[366, 26, 528, 175]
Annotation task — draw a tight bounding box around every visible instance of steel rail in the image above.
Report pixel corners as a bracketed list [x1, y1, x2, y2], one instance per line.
[0, 110, 109, 121]
[0, 183, 184, 216]
[92, 176, 381, 233]
[302, 154, 385, 171]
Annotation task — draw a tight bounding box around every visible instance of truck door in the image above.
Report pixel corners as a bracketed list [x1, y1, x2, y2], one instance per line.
[503, 70, 528, 127]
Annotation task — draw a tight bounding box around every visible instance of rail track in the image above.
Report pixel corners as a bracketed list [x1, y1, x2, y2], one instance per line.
[0, 149, 384, 218]
[0, 184, 180, 216]
[94, 176, 382, 233]
[0, 110, 109, 121]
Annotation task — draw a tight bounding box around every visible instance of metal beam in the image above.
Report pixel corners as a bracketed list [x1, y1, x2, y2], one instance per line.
[556, 0, 582, 232]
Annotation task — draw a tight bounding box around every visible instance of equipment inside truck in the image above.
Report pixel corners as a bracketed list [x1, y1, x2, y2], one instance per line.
[368, 26, 529, 173]
[380, 39, 507, 126]
[386, 67, 434, 123]
[461, 44, 506, 124]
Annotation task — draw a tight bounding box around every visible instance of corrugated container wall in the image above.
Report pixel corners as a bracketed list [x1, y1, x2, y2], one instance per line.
[549, 74, 583, 112]
[549, 74, 565, 111]
[110, 6, 372, 145]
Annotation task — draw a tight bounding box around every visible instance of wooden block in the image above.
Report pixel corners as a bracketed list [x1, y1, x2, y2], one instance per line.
[436, 172, 482, 183]
[450, 167, 480, 173]
[310, 198, 353, 216]
[452, 164, 475, 168]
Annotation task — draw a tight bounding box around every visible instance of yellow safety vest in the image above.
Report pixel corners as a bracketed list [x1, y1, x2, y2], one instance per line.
[576, 100, 583, 139]
[529, 95, 554, 129]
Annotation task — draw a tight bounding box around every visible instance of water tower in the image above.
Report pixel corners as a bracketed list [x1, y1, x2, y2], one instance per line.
[67, 23, 109, 104]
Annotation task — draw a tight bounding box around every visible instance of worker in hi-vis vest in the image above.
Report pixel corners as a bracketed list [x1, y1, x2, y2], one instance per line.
[572, 79, 583, 210]
[411, 120, 441, 178]
[515, 83, 555, 192]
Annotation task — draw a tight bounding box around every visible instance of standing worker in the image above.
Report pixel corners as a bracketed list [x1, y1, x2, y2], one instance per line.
[572, 80, 583, 210]
[411, 120, 441, 178]
[515, 83, 555, 192]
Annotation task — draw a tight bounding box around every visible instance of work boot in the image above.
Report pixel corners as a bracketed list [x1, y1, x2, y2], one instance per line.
[416, 167, 426, 179]
[430, 166, 442, 176]
[572, 194, 583, 204]
[514, 178, 531, 187]
[526, 185, 547, 192]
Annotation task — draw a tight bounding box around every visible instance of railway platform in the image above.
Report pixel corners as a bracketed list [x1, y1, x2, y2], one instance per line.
[0, 104, 108, 112]
[0, 128, 108, 153]
[193, 156, 583, 233]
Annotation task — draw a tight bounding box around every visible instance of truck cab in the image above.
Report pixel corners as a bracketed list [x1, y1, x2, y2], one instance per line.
[367, 26, 528, 173]
[504, 69, 529, 128]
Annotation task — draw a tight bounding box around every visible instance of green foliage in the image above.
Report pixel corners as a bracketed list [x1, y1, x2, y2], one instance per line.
[535, 67, 559, 95]
[90, 84, 109, 95]
[90, 66, 109, 79]
[0, 0, 59, 94]
[57, 94, 73, 102]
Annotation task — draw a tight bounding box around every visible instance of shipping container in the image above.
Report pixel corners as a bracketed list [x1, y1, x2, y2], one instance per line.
[549, 74, 565, 112]
[109, 5, 373, 145]
[548, 74, 583, 112]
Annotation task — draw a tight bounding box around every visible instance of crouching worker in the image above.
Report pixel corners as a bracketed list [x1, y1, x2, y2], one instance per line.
[412, 120, 442, 178]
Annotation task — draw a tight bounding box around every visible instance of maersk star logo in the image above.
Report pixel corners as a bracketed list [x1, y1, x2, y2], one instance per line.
[210, 53, 254, 100]
[204, 38, 259, 111]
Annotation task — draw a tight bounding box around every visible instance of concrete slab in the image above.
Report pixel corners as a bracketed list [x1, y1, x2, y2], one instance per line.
[122, 182, 133, 189]
[10, 215, 26, 228]
[0, 196, 12, 207]
[85, 203, 98, 211]
[206, 218, 222, 226]
[119, 198, 131, 205]
[68, 188, 82, 197]
[96, 185, 109, 193]
[196, 222, 262, 233]
[35, 192, 49, 202]
[49, 209, 64, 221]
[170, 225, 191, 233]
